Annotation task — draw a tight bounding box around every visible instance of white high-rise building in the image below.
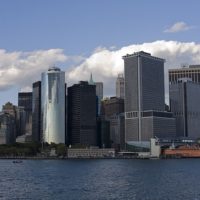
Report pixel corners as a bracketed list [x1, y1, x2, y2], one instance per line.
[41, 67, 65, 144]
[116, 74, 125, 99]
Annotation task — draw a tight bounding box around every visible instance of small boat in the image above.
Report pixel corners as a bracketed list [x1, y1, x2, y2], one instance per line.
[13, 160, 23, 163]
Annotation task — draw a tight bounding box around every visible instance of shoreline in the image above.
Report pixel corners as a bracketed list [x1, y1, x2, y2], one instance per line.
[1, 156, 200, 160]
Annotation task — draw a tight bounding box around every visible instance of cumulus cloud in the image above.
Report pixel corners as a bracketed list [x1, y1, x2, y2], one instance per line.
[1, 41, 200, 104]
[0, 49, 67, 91]
[164, 21, 194, 33]
[66, 40, 200, 103]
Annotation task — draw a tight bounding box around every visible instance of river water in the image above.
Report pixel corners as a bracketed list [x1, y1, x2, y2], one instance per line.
[0, 159, 200, 200]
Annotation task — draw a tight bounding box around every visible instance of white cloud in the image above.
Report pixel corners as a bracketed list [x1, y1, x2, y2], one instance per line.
[1, 41, 200, 104]
[164, 21, 193, 33]
[0, 49, 67, 91]
[66, 40, 200, 103]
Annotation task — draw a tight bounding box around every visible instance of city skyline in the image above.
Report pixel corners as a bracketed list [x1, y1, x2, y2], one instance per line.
[1, 2, 200, 199]
[1, 1, 200, 108]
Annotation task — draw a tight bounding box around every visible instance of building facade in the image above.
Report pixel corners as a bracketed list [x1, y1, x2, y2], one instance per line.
[101, 97, 124, 118]
[109, 113, 125, 150]
[95, 82, 103, 115]
[67, 148, 115, 158]
[2, 102, 17, 141]
[169, 78, 200, 139]
[123, 51, 176, 144]
[169, 65, 200, 84]
[100, 97, 125, 150]
[2, 102, 17, 118]
[15, 106, 26, 137]
[41, 67, 65, 144]
[32, 81, 41, 142]
[89, 73, 103, 116]
[116, 74, 125, 99]
[97, 117, 111, 148]
[68, 81, 97, 146]
[0, 112, 15, 144]
[18, 92, 32, 136]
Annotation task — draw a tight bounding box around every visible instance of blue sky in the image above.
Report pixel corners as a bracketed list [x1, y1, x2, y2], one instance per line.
[0, 0, 200, 107]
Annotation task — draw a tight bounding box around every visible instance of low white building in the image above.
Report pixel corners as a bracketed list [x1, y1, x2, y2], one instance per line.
[67, 148, 115, 158]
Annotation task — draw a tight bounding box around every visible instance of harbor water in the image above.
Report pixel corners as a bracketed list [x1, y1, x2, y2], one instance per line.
[0, 159, 200, 200]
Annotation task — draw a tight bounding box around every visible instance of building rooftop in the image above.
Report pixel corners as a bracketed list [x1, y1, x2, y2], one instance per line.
[169, 65, 200, 72]
[122, 51, 165, 62]
[18, 92, 32, 96]
[48, 66, 61, 72]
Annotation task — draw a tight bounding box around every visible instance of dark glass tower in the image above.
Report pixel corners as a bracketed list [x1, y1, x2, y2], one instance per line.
[68, 81, 97, 146]
[32, 81, 41, 142]
[18, 92, 32, 135]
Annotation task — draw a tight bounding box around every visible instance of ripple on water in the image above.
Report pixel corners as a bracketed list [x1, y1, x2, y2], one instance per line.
[0, 159, 200, 200]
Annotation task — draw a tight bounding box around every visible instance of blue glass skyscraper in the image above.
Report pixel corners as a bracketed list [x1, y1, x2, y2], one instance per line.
[41, 67, 65, 144]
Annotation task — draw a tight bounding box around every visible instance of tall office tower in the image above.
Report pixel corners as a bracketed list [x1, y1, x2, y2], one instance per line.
[18, 92, 32, 135]
[123, 51, 176, 145]
[95, 82, 103, 115]
[68, 81, 97, 146]
[65, 83, 68, 145]
[100, 97, 124, 150]
[32, 81, 41, 142]
[41, 67, 65, 144]
[169, 78, 200, 139]
[169, 65, 200, 84]
[116, 74, 125, 99]
[109, 113, 125, 150]
[15, 106, 26, 137]
[89, 73, 103, 115]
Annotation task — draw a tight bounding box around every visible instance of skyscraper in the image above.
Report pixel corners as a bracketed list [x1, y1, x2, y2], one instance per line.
[41, 67, 65, 144]
[32, 81, 41, 142]
[169, 78, 200, 139]
[100, 97, 125, 150]
[116, 74, 125, 99]
[18, 92, 32, 135]
[89, 73, 103, 116]
[68, 81, 97, 146]
[123, 51, 176, 144]
[95, 82, 103, 115]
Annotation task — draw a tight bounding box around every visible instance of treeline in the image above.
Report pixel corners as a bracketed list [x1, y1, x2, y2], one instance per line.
[0, 142, 95, 157]
[0, 142, 41, 156]
[0, 142, 67, 157]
